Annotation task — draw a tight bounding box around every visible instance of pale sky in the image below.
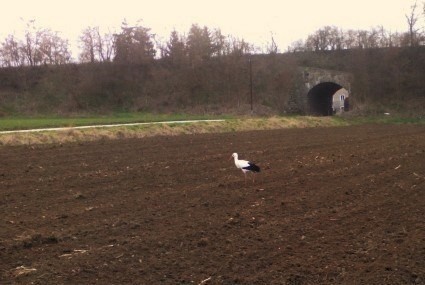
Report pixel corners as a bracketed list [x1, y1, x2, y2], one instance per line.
[0, 0, 419, 57]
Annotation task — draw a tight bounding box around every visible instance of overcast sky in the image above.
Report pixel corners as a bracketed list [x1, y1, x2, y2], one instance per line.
[0, 0, 419, 55]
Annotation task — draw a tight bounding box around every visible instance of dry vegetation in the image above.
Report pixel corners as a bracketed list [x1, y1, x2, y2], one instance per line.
[0, 117, 349, 146]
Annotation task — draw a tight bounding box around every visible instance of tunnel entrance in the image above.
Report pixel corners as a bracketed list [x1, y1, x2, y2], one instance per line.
[307, 82, 343, 116]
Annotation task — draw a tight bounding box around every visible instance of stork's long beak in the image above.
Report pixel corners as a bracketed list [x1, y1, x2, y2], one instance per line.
[229, 155, 233, 161]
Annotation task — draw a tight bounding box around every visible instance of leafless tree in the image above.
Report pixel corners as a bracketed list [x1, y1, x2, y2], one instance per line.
[377, 26, 391, 47]
[21, 20, 42, 66]
[15, 20, 71, 66]
[367, 27, 380, 48]
[97, 29, 115, 62]
[38, 29, 71, 64]
[287, 39, 305, 53]
[79, 26, 115, 63]
[224, 36, 252, 55]
[79, 26, 97, 63]
[342, 29, 359, 49]
[328, 27, 344, 50]
[267, 34, 279, 54]
[406, 1, 420, 46]
[305, 26, 344, 51]
[0, 34, 23, 67]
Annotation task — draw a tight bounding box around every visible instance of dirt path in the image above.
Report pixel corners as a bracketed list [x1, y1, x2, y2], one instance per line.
[1, 124, 424, 284]
[0, 119, 225, 134]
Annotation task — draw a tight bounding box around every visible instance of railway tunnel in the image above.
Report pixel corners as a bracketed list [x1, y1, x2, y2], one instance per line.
[307, 82, 345, 116]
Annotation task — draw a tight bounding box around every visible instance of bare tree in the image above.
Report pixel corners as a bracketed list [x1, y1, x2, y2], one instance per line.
[287, 39, 305, 53]
[304, 26, 342, 51]
[18, 20, 71, 66]
[0, 34, 23, 67]
[79, 26, 115, 63]
[367, 27, 380, 48]
[266, 33, 279, 54]
[305, 34, 318, 51]
[377, 26, 391, 47]
[21, 20, 42, 66]
[406, 1, 420, 46]
[97, 29, 115, 62]
[357, 30, 369, 48]
[38, 29, 71, 64]
[79, 26, 97, 63]
[225, 36, 252, 56]
[328, 27, 344, 50]
[343, 29, 359, 49]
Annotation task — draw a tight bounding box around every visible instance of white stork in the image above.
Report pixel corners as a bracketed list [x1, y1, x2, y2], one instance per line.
[231, 153, 260, 183]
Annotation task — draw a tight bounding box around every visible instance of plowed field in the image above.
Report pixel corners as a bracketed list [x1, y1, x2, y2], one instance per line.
[1, 124, 424, 284]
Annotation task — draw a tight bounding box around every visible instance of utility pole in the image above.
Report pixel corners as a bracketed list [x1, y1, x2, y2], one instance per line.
[249, 56, 253, 113]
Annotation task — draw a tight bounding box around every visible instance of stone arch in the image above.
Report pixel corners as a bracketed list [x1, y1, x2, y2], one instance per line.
[307, 82, 343, 116]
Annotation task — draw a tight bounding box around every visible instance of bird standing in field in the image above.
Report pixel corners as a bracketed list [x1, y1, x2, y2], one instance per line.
[231, 153, 260, 184]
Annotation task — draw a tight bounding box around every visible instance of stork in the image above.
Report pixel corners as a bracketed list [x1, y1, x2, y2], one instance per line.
[231, 153, 260, 184]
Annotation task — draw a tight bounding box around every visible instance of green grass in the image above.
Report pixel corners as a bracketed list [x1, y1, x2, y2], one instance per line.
[1, 113, 423, 132]
[1, 112, 423, 132]
[335, 115, 425, 125]
[0, 113, 233, 131]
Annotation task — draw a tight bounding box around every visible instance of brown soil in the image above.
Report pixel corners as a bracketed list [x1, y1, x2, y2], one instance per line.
[1, 124, 424, 285]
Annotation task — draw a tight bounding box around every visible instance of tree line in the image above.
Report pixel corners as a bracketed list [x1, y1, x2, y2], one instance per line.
[0, 20, 255, 67]
[288, 2, 425, 52]
[1, 0, 425, 67]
